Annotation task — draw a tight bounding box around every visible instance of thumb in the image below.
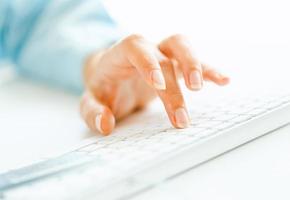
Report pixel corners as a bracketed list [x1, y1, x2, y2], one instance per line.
[80, 92, 115, 135]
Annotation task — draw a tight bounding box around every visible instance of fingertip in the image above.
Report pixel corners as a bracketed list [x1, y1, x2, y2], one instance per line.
[221, 76, 230, 85]
[102, 114, 116, 136]
[96, 108, 115, 136]
[173, 107, 190, 129]
[216, 74, 230, 86]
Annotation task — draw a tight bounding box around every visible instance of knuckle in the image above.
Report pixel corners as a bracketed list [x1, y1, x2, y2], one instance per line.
[201, 63, 211, 71]
[188, 60, 202, 70]
[159, 58, 173, 69]
[123, 34, 145, 45]
[167, 34, 188, 43]
[169, 91, 183, 99]
[166, 92, 185, 108]
[144, 64, 159, 71]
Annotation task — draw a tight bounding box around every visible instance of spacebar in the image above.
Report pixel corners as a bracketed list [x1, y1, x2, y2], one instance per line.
[0, 152, 98, 191]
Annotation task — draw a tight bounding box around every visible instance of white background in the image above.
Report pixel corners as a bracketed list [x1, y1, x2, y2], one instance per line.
[105, 0, 290, 45]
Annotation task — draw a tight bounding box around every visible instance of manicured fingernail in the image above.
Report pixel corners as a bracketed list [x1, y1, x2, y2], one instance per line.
[151, 69, 166, 90]
[175, 108, 190, 128]
[189, 71, 202, 90]
[95, 114, 103, 133]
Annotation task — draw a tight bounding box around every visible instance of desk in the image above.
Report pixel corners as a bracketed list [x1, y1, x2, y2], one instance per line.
[0, 44, 290, 199]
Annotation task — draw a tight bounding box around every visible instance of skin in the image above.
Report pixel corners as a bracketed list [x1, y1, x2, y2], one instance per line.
[80, 34, 230, 135]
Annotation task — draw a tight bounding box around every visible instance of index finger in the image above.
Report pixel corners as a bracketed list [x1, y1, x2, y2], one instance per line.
[159, 34, 203, 91]
[157, 59, 190, 128]
[120, 35, 167, 90]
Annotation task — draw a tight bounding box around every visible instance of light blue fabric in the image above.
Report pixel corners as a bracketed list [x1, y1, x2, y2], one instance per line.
[0, 0, 121, 93]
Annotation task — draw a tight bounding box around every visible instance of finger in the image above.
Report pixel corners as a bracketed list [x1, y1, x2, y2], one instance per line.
[159, 34, 203, 91]
[157, 59, 190, 128]
[120, 35, 166, 90]
[80, 92, 115, 135]
[202, 64, 230, 86]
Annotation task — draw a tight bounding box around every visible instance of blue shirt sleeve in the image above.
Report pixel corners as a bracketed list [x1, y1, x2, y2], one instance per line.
[0, 0, 122, 94]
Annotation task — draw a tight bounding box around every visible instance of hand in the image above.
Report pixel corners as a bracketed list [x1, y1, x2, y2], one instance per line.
[80, 34, 229, 135]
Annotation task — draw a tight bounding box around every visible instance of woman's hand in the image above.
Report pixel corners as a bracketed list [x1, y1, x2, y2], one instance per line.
[80, 34, 230, 135]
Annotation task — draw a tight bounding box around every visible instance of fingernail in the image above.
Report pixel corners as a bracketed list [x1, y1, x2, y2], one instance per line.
[175, 108, 190, 128]
[189, 71, 202, 90]
[151, 69, 166, 90]
[95, 114, 103, 133]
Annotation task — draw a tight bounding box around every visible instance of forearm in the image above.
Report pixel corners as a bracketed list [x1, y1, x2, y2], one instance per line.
[2, 0, 122, 93]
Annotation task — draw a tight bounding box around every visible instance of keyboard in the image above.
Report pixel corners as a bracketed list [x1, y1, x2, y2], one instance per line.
[1, 88, 290, 200]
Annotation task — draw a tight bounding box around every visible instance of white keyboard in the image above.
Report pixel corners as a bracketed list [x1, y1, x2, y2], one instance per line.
[1, 88, 290, 200]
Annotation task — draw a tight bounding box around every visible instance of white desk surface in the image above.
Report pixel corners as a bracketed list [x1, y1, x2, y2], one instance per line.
[0, 44, 290, 200]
